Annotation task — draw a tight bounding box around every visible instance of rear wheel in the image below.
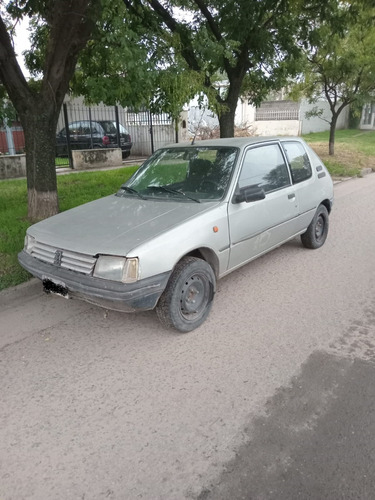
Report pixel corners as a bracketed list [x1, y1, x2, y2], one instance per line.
[156, 257, 216, 332]
[301, 204, 329, 249]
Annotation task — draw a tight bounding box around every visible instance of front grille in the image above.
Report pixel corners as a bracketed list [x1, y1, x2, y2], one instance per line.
[30, 241, 96, 275]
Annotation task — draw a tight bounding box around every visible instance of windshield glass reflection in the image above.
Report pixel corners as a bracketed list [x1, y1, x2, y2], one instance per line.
[119, 146, 238, 201]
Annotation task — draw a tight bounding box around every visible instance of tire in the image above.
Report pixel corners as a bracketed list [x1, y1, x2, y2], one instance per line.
[301, 204, 329, 249]
[156, 257, 216, 332]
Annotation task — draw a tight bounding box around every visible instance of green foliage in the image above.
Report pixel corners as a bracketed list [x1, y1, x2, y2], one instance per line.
[292, 2, 375, 116]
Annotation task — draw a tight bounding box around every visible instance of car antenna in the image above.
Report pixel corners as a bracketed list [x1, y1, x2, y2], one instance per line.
[191, 108, 205, 145]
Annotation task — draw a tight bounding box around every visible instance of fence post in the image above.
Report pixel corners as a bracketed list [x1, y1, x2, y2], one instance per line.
[62, 103, 73, 168]
[175, 119, 179, 144]
[149, 111, 154, 154]
[114, 105, 121, 149]
[88, 107, 94, 149]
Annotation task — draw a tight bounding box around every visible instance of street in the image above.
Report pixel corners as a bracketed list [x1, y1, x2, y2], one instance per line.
[1, 173, 375, 500]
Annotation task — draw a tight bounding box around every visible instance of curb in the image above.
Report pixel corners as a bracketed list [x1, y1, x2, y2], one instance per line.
[333, 167, 373, 184]
[359, 167, 373, 178]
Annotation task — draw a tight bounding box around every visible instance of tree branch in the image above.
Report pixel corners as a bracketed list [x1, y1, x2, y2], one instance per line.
[0, 14, 32, 111]
[193, 0, 222, 42]
[146, 0, 201, 72]
[41, 0, 95, 107]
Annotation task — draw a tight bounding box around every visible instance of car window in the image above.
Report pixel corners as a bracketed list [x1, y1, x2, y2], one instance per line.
[100, 121, 117, 134]
[282, 141, 312, 183]
[116, 123, 130, 134]
[80, 122, 92, 134]
[239, 144, 291, 193]
[124, 146, 237, 201]
[69, 122, 81, 134]
[78, 122, 100, 134]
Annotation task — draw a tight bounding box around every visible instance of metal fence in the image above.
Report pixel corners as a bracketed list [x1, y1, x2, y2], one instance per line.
[1, 104, 178, 167]
[255, 108, 300, 121]
[255, 101, 300, 122]
[57, 104, 178, 167]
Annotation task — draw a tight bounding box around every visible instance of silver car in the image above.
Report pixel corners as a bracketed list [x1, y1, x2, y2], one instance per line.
[19, 137, 333, 332]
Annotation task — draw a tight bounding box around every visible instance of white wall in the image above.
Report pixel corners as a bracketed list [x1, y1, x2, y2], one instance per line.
[300, 99, 349, 135]
[253, 120, 301, 136]
[235, 99, 256, 127]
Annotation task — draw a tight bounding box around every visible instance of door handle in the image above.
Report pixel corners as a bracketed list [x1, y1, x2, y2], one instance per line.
[288, 193, 296, 200]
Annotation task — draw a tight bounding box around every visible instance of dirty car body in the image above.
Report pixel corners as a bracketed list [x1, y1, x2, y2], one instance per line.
[19, 137, 334, 332]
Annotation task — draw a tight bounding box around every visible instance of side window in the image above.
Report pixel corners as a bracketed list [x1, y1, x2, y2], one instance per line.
[239, 144, 291, 193]
[81, 122, 92, 134]
[69, 122, 81, 135]
[80, 122, 99, 134]
[283, 141, 312, 183]
[90, 123, 100, 134]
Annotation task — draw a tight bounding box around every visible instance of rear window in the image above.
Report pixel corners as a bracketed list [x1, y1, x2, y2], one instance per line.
[282, 141, 312, 183]
[100, 121, 117, 134]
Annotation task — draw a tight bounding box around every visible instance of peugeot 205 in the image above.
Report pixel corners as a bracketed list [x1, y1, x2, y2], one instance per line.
[19, 137, 334, 332]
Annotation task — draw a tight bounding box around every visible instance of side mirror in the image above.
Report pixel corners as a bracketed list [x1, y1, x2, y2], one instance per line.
[234, 186, 266, 204]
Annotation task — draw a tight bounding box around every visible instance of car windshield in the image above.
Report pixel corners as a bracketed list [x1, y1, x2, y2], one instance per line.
[118, 146, 238, 202]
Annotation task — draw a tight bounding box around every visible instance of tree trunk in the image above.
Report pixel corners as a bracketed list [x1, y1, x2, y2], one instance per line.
[218, 109, 236, 138]
[217, 73, 243, 138]
[21, 103, 60, 221]
[329, 114, 338, 156]
[0, 1, 96, 221]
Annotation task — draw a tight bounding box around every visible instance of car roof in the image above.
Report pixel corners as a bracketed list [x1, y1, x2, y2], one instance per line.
[163, 136, 304, 151]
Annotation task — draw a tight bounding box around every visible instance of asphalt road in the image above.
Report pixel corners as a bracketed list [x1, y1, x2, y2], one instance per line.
[1, 174, 375, 500]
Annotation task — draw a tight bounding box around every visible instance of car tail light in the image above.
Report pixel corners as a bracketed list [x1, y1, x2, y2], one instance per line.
[102, 135, 110, 146]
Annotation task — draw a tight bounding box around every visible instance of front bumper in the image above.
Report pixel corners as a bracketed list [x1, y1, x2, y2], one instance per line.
[18, 250, 170, 312]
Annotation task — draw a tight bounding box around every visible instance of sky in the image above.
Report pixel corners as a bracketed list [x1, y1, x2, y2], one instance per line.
[13, 18, 31, 77]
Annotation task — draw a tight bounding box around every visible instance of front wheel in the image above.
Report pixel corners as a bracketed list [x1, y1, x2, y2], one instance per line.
[301, 204, 329, 249]
[156, 257, 216, 332]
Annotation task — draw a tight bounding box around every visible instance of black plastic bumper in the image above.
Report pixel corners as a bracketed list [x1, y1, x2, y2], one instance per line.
[18, 251, 170, 312]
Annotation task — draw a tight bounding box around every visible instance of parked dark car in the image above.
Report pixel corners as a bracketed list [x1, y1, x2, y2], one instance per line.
[56, 120, 132, 158]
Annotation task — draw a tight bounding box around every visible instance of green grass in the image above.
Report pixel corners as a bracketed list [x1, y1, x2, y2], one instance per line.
[304, 130, 375, 177]
[0, 166, 138, 291]
[304, 129, 375, 153]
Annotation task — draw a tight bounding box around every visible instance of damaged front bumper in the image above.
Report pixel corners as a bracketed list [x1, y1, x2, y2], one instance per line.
[18, 250, 171, 312]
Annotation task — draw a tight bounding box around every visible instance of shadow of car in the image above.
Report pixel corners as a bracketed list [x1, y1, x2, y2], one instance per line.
[56, 120, 132, 159]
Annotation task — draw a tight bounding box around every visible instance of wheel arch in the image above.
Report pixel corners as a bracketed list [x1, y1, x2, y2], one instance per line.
[175, 247, 220, 280]
[321, 198, 332, 214]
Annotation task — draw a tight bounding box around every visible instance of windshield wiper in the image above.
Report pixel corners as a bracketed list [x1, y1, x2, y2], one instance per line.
[147, 185, 200, 203]
[119, 185, 146, 200]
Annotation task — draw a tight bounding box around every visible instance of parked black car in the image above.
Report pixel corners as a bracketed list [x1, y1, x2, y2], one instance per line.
[56, 120, 132, 158]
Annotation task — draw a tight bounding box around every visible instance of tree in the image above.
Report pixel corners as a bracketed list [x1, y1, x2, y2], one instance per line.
[72, 2, 207, 121]
[0, 1, 100, 220]
[122, 0, 306, 138]
[293, 3, 375, 155]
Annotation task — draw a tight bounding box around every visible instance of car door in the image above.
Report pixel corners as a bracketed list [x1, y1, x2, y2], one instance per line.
[227, 142, 299, 271]
[281, 140, 320, 230]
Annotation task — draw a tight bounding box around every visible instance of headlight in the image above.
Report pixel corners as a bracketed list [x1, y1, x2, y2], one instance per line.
[24, 234, 36, 253]
[93, 256, 139, 283]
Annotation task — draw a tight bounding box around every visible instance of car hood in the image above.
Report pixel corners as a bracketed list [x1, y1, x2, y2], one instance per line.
[28, 194, 219, 256]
